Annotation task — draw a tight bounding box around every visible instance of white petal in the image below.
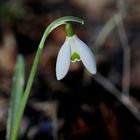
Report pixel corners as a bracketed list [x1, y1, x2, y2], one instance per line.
[74, 35, 96, 74]
[56, 38, 71, 80]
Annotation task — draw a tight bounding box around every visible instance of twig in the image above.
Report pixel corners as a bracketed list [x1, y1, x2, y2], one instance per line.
[93, 9, 127, 54]
[93, 73, 140, 122]
[116, 0, 131, 97]
[91, 2, 139, 121]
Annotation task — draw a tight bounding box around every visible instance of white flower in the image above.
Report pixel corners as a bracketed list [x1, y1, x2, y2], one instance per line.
[56, 35, 96, 80]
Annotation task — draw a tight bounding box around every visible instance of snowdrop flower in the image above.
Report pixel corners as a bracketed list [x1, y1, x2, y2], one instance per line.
[56, 24, 96, 80]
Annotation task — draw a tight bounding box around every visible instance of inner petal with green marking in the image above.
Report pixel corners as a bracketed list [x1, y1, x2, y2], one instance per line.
[71, 52, 81, 62]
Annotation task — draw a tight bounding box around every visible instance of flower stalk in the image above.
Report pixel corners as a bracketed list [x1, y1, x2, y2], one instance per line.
[10, 16, 84, 140]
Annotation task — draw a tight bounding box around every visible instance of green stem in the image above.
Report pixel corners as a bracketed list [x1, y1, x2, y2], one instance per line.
[10, 16, 84, 140]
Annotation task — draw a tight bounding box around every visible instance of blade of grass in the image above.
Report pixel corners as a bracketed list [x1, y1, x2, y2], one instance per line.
[6, 55, 25, 140]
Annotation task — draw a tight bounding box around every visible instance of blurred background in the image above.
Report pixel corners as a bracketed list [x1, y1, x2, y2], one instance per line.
[0, 0, 140, 140]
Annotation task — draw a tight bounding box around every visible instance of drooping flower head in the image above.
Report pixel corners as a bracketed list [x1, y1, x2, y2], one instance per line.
[56, 23, 96, 80]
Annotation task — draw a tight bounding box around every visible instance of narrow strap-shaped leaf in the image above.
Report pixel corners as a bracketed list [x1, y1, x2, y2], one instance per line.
[6, 55, 25, 140]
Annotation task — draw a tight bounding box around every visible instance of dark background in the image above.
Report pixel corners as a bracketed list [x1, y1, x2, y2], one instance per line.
[0, 0, 140, 140]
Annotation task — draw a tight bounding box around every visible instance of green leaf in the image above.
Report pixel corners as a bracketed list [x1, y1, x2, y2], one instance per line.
[6, 55, 25, 140]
